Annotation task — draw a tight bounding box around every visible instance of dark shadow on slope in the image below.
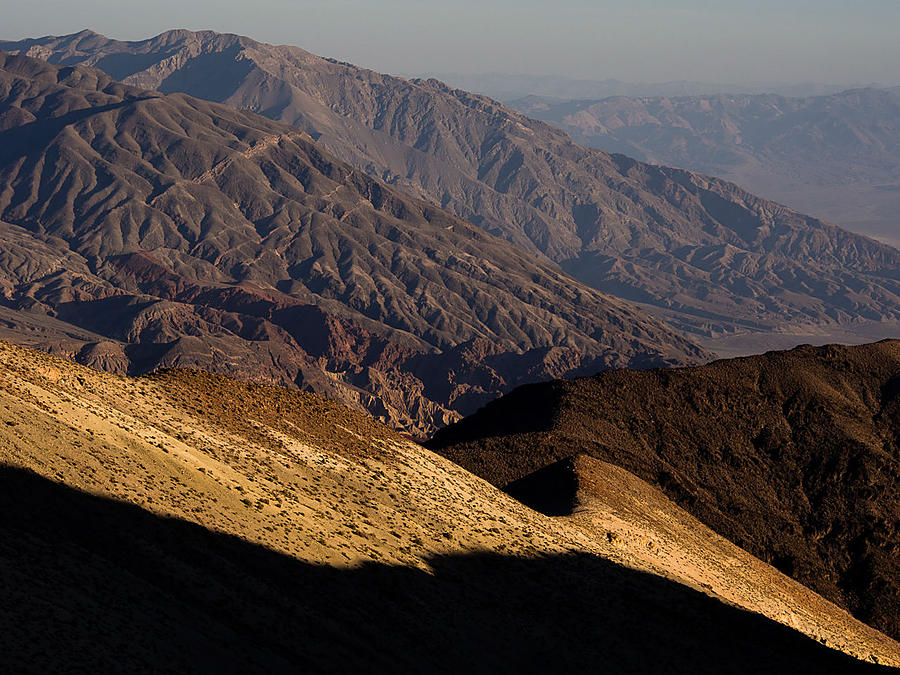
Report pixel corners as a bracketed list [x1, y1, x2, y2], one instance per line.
[157, 46, 255, 103]
[428, 380, 565, 446]
[427, 342, 900, 641]
[505, 455, 581, 516]
[93, 51, 178, 82]
[0, 466, 890, 674]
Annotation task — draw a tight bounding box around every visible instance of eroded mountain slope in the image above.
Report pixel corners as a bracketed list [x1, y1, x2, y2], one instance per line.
[0, 341, 897, 671]
[512, 89, 900, 248]
[6, 29, 900, 338]
[0, 52, 703, 435]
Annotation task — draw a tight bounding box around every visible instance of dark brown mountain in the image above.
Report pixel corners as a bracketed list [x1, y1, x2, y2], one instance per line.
[512, 89, 900, 248]
[0, 52, 704, 435]
[428, 340, 900, 641]
[4, 30, 900, 341]
[2, 341, 895, 672]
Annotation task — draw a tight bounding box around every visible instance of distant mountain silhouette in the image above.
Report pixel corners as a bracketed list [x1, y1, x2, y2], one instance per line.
[414, 73, 860, 101]
[4, 29, 900, 340]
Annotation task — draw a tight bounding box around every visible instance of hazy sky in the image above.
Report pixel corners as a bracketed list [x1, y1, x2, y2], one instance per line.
[2, 0, 899, 84]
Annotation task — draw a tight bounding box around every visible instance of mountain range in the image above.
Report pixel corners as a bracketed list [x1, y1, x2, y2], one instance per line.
[2, 23, 900, 674]
[0, 51, 707, 435]
[3, 30, 900, 343]
[1, 340, 897, 671]
[511, 88, 900, 248]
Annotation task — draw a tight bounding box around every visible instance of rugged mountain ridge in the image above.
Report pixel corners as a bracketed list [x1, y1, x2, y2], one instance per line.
[512, 89, 900, 248]
[429, 340, 900, 641]
[5, 29, 900, 338]
[423, 73, 862, 102]
[1, 340, 898, 671]
[0, 52, 702, 435]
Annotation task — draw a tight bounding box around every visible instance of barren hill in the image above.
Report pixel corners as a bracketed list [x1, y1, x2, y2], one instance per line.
[429, 340, 900, 641]
[5, 29, 900, 339]
[512, 88, 900, 248]
[0, 52, 706, 435]
[0, 341, 897, 671]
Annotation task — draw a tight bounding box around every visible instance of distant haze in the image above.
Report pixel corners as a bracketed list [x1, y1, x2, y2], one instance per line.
[1, 0, 899, 86]
[415, 74, 869, 103]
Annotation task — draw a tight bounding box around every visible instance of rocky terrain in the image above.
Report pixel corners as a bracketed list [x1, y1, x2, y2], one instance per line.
[430, 340, 900, 641]
[4, 30, 900, 340]
[1, 340, 897, 671]
[512, 89, 900, 248]
[0, 52, 708, 435]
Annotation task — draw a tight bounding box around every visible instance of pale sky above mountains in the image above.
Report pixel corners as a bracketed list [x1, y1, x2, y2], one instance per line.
[1, 0, 898, 85]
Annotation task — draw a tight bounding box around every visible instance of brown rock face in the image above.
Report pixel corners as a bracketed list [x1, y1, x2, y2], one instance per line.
[429, 340, 900, 640]
[0, 52, 703, 435]
[4, 29, 899, 338]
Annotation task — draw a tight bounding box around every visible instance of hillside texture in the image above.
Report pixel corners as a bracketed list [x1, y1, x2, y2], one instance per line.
[5, 30, 900, 338]
[0, 52, 705, 435]
[0, 341, 898, 671]
[430, 340, 900, 641]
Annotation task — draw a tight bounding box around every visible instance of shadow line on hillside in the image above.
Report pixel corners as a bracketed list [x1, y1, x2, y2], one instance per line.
[0, 465, 887, 674]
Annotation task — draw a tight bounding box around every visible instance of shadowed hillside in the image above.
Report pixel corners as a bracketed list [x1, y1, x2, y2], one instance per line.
[0, 466, 890, 674]
[429, 340, 900, 641]
[1, 340, 897, 668]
